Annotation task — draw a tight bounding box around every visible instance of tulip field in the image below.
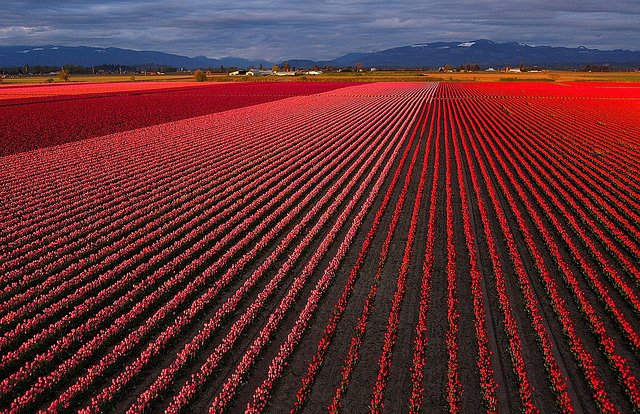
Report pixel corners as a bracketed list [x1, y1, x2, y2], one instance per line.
[1, 80, 639, 413]
[0, 81, 351, 156]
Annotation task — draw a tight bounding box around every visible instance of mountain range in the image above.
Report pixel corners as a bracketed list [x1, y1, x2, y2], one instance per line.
[2, 40, 640, 70]
[0, 45, 270, 70]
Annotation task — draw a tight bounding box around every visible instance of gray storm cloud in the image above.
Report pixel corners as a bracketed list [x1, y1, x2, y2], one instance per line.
[2, 0, 638, 60]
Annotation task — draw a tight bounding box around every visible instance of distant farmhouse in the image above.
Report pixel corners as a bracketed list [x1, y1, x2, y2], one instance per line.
[246, 69, 273, 76]
[273, 71, 297, 76]
[229, 69, 323, 76]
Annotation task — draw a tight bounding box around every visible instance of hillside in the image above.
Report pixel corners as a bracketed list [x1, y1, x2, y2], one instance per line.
[2, 40, 640, 70]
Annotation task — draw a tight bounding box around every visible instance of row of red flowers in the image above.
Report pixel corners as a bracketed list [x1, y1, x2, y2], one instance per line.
[456, 84, 639, 411]
[291, 92, 432, 413]
[0, 81, 354, 156]
[204, 101, 412, 413]
[3, 87, 390, 412]
[125, 92, 414, 413]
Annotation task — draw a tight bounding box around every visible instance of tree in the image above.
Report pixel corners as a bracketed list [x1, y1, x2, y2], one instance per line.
[519, 60, 527, 72]
[58, 67, 70, 82]
[193, 69, 207, 82]
[283, 61, 290, 71]
[272, 65, 280, 72]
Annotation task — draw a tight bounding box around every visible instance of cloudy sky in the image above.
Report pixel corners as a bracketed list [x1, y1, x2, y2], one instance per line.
[2, 0, 639, 61]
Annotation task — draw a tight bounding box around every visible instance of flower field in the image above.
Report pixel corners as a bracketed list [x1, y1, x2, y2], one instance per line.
[1, 80, 639, 413]
[0, 81, 352, 156]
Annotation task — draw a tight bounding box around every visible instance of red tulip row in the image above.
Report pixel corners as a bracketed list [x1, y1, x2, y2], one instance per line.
[0, 115, 345, 373]
[4, 91, 387, 411]
[559, 88, 640, 134]
[0, 96, 369, 337]
[3, 81, 639, 412]
[368, 95, 432, 413]
[453, 84, 638, 411]
[1, 89, 357, 238]
[173, 85, 430, 414]
[461, 82, 640, 175]
[0, 92, 277, 244]
[81, 91, 417, 414]
[507, 98, 640, 224]
[447, 93, 498, 412]
[0, 121, 231, 234]
[0, 97, 350, 293]
[506, 97, 640, 224]
[501, 96, 640, 244]
[0, 110, 291, 282]
[2, 128, 344, 408]
[460, 110, 621, 412]
[484, 98, 640, 322]
[536, 99, 639, 170]
[453, 87, 619, 412]
[247, 87, 438, 412]
[476, 93, 640, 335]
[444, 85, 573, 412]
[0, 128, 294, 326]
[484, 131, 640, 408]
[79, 136, 382, 412]
[1, 144, 204, 279]
[534, 97, 640, 179]
[0, 82, 398, 410]
[7, 133, 352, 408]
[0, 87, 359, 274]
[443, 100, 462, 413]
[449, 92, 538, 412]
[327, 105, 431, 414]
[501, 102, 640, 280]
[290, 91, 433, 413]
[0, 81, 354, 156]
[407, 97, 442, 413]
[0, 81, 199, 102]
[186, 96, 417, 414]
[245, 91, 433, 413]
